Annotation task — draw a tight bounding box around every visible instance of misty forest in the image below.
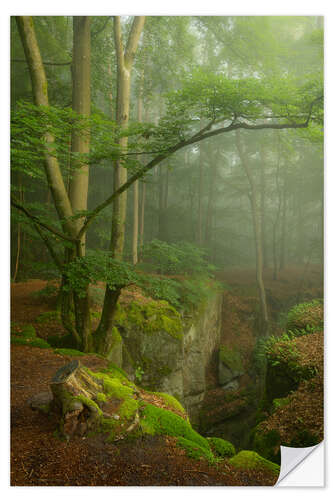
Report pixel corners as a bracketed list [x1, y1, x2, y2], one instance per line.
[10, 16, 324, 486]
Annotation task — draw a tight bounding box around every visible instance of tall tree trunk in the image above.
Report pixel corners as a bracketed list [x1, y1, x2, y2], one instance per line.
[110, 16, 145, 260]
[279, 173, 287, 271]
[197, 142, 204, 245]
[15, 17, 76, 239]
[69, 16, 91, 255]
[158, 165, 169, 241]
[132, 69, 144, 265]
[259, 143, 268, 268]
[139, 182, 146, 249]
[96, 16, 145, 355]
[68, 17, 92, 351]
[205, 150, 218, 248]
[13, 182, 23, 282]
[16, 16, 93, 351]
[272, 133, 282, 280]
[236, 130, 269, 336]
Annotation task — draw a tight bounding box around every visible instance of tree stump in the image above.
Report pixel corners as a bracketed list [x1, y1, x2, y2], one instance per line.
[49, 360, 104, 439]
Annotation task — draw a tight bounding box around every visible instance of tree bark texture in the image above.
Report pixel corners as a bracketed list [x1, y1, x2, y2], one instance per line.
[69, 16, 91, 254]
[15, 16, 76, 239]
[96, 16, 145, 356]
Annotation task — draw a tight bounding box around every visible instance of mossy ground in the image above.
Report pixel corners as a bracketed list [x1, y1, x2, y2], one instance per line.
[229, 450, 280, 476]
[140, 403, 209, 450]
[207, 437, 236, 458]
[177, 437, 216, 463]
[11, 324, 51, 349]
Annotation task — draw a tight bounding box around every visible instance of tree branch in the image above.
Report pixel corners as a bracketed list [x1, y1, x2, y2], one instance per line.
[11, 197, 76, 244]
[77, 97, 322, 240]
[91, 16, 112, 38]
[32, 223, 64, 270]
[124, 16, 145, 68]
[12, 58, 71, 66]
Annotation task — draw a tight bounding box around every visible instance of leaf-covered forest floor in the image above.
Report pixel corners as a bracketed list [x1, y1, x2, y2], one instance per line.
[10, 265, 323, 486]
[10, 343, 280, 486]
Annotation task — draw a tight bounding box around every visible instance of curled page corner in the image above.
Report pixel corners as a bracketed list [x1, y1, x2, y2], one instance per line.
[275, 441, 324, 487]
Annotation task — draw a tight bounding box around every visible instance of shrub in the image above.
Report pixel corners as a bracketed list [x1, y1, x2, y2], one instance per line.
[140, 239, 215, 276]
[286, 299, 323, 333]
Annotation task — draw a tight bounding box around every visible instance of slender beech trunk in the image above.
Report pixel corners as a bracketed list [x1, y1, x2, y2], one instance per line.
[15, 17, 76, 239]
[158, 165, 169, 241]
[132, 69, 144, 265]
[139, 182, 146, 249]
[16, 16, 91, 350]
[272, 133, 282, 280]
[259, 143, 268, 268]
[236, 130, 269, 336]
[68, 16, 92, 351]
[96, 16, 145, 356]
[16, 15, 78, 349]
[279, 173, 287, 271]
[13, 182, 23, 282]
[198, 141, 204, 245]
[205, 150, 218, 248]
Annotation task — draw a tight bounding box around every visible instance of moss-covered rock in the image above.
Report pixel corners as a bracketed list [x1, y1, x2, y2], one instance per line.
[207, 437, 236, 458]
[151, 392, 186, 415]
[140, 404, 209, 450]
[218, 344, 244, 386]
[118, 299, 184, 393]
[229, 450, 280, 476]
[177, 437, 216, 463]
[115, 300, 183, 340]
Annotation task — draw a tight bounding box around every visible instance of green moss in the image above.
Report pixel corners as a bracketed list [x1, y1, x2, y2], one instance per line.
[54, 348, 85, 357]
[140, 404, 209, 450]
[207, 437, 236, 458]
[219, 345, 243, 373]
[75, 395, 102, 416]
[152, 392, 186, 415]
[11, 336, 50, 349]
[35, 310, 60, 324]
[119, 398, 139, 419]
[87, 370, 134, 400]
[115, 300, 183, 340]
[96, 392, 107, 403]
[106, 363, 129, 381]
[177, 437, 216, 463]
[229, 450, 280, 476]
[12, 324, 36, 339]
[272, 397, 290, 411]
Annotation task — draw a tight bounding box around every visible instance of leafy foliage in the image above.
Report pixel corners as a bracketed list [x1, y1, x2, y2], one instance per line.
[140, 239, 216, 276]
[63, 251, 139, 297]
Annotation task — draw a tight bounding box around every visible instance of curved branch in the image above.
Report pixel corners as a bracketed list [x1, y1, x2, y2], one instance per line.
[77, 97, 322, 240]
[11, 58, 71, 66]
[11, 197, 76, 244]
